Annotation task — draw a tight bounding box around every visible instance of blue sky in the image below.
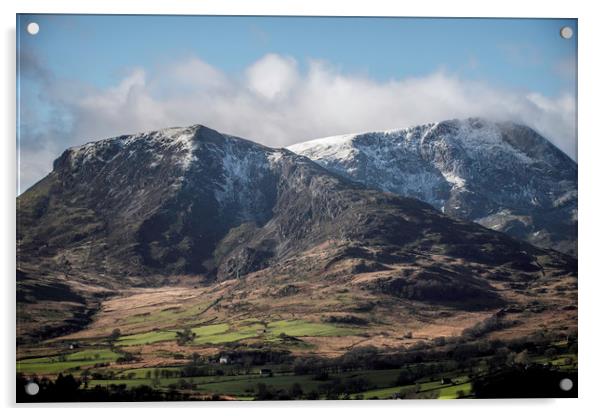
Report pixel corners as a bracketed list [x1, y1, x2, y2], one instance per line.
[17, 15, 577, 192]
[19, 15, 576, 94]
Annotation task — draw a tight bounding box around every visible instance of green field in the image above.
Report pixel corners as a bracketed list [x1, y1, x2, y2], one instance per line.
[17, 348, 121, 374]
[193, 323, 262, 345]
[114, 319, 356, 347]
[437, 382, 472, 399]
[192, 323, 230, 337]
[121, 302, 212, 327]
[353, 385, 413, 399]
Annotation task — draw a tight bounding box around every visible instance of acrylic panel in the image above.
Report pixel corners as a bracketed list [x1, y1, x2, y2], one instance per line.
[16, 14, 577, 401]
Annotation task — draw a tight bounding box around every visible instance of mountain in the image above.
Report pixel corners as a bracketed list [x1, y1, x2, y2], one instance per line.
[288, 118, 577, 255]
[17, 124, 576, 343]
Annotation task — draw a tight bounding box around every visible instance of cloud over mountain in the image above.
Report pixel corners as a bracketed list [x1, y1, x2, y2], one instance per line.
[19, 53, 576, 193]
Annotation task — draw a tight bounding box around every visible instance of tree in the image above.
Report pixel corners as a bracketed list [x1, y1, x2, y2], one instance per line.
[176, 328, 196, 346]
[54, 373, 81, 397]
[116, 352, 137, 363]
[109, 328, 121, 343]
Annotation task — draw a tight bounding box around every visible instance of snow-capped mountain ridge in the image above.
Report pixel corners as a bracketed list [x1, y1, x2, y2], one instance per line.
[17, 123, 578, 344]
[288, 118, 577, 255]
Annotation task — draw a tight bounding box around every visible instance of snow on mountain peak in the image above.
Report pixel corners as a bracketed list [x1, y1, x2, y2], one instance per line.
[53, 119, 576, 255]
[67, 125, 200, 171]
[287, 117, 577, 255]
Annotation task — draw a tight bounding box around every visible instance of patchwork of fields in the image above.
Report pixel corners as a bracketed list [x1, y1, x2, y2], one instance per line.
[16, 284, 578, 400]
[17, 336, 578, 400]
[114, 319, 359, 347]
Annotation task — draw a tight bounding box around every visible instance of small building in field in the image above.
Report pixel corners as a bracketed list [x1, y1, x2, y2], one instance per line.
[219, 356, 229, 364]
[259, 368, 273, 377]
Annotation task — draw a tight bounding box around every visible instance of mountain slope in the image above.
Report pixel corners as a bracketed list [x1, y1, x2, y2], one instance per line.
[288, 118, 577, 255]
[17, 124, 577, 342]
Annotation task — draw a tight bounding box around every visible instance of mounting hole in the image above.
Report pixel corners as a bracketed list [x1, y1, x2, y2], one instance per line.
[24, 382, 39, 396]
[26, 22, 40, 35]
[559, 378, 573, 392]
[560, 26, 573, 40]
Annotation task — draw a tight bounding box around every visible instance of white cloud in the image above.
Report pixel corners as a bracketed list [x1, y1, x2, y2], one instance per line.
[245, 54, 299, 100]
[18, 53, 577, 192]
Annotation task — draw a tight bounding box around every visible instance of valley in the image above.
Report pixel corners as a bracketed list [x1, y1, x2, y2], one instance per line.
[16, 278, 578, 400]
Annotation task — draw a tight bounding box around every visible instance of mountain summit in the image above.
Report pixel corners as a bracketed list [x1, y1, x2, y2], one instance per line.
[288, 118, 577, 255]
[17, 123, 576, 341]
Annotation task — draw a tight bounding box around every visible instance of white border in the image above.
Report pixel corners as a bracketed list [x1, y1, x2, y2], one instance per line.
[2, 1, 601, 415]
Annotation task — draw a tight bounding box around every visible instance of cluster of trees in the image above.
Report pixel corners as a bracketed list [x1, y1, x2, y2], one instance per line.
[461, 314, 516, 339]
[394, 362, 459, 386]
[108, 329, 121, 343]
[255, 382, 301, 400]
[316, 377, 371, 399]
[290, 330, 577, 385]
[254, 376, 371, 400]
[115, 351, 137, 364]
[175, 328, 196, 345]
